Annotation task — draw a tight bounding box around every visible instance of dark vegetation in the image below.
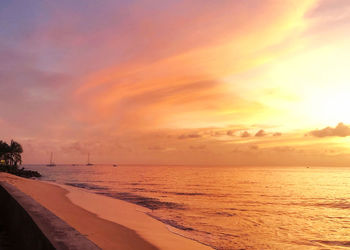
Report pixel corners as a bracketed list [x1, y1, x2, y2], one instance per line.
[0, 140, 41, 178]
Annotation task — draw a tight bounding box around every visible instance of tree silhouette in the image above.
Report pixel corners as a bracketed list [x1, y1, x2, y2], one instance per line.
[0, 140, 23, 167]
[0, 140, 40, 178]
[0, 140, 10, 165]
[9, 140, 23, 166]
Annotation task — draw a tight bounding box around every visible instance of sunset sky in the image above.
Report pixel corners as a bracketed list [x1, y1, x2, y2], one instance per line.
[1, 0, 350, 165]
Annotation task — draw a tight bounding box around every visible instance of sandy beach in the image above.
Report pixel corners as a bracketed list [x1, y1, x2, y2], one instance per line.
[0, 173, 211, 250]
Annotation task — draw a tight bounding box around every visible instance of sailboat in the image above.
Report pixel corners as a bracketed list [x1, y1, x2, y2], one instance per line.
[46, 152, 56, 167]
[86, 153, 94, 166]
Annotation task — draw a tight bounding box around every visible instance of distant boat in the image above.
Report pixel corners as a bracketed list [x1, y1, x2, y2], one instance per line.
[86, 153, 94, 166]
[46, 152, 56, 167]
[113, 164, 118, 167]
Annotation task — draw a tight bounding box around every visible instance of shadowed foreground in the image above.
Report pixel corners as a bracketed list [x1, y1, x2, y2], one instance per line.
[0, 219, 13, 250]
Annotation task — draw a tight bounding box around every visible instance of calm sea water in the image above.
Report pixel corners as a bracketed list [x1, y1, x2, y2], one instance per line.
[25, 165, 350, 249]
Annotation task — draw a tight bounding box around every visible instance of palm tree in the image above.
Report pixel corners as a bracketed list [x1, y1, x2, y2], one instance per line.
[9, 140, 23, 166]
[0, 140, 23, 167]
[0, 141, 10, 165]
[0, 140, 41, 178]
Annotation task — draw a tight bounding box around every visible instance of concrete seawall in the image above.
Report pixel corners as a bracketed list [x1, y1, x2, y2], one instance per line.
[0, 181, 100, 250]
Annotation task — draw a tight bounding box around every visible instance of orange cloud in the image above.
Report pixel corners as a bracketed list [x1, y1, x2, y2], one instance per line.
[178, 133, 202, 140]
[309, 123, 350, 137]
[273, 132, 282, 137]
[241, 131, 251, 138]
[255, 129, 267, 137]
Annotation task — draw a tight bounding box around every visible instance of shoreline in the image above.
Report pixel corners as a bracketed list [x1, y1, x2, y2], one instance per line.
[58, 183, 212, 250]
[0, 173, 211, 250]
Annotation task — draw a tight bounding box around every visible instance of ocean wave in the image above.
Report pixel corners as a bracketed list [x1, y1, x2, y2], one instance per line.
[147, 214, 216, 249]
[315, 201, 350, 209]
[312, 240, 350, 247]
[65, 182, 109, 191]
[97, 191, 185, 210]
[142, 189, 207, 196]
[171, 192, 206, 196]
[154, 218, 194, 231]
[296, 200, 350, 210]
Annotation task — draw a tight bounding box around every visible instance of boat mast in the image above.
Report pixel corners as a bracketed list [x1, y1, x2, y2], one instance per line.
[86, 153, 93, 166]
[50, 152, 53, 165]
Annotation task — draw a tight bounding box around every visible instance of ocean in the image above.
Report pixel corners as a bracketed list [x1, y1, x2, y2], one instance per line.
[25, 165, 350, 249]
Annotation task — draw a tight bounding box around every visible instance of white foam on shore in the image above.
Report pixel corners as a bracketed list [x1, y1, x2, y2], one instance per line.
[53, 183, 212, 250]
